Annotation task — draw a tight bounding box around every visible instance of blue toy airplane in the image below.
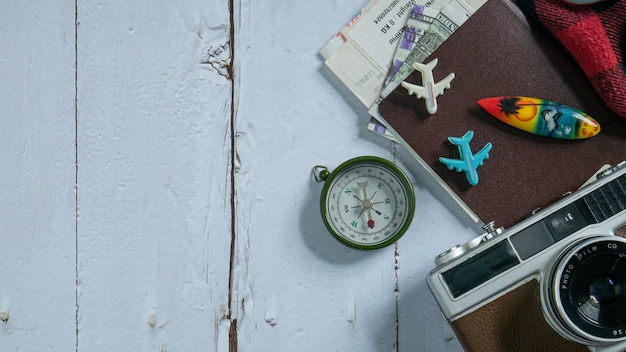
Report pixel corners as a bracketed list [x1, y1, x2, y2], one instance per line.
[439, 131, 492, 186]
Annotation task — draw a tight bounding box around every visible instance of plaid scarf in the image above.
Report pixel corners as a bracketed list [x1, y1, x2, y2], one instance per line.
[517, 0, 626, 119]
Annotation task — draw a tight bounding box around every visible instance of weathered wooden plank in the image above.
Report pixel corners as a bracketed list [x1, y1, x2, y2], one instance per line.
[232, 1, 402, 350]
[76, 1, 233, 350]
[0, 1, 77, 350]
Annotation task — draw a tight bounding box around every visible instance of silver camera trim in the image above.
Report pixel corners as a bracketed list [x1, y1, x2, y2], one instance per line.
[427, 162, 626, 351]
[542, 236, 626, 346]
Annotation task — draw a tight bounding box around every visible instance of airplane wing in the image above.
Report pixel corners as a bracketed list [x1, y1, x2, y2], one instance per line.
[470, 142, 493, 166]
[400, 81, 428, 99]
[431, 73, 455, 97]
[439, 157, 469, 172]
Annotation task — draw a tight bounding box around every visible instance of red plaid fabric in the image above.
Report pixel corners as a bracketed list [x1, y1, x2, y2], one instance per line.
[517, 0, 626, 119]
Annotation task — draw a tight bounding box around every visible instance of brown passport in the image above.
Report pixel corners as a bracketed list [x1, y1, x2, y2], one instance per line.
[375, 0, 626, 228]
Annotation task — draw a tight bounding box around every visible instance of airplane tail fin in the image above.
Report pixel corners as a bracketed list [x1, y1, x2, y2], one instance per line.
[448, 130, 474, 145]
[413, 58, 438, 73]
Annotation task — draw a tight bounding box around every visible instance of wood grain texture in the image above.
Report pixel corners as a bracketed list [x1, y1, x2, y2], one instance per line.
[0, 1, 77, 350]
[76, 0, 233, 350]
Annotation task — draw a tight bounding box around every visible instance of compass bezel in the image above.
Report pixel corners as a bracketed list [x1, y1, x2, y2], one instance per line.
[319, 156, 416, 250]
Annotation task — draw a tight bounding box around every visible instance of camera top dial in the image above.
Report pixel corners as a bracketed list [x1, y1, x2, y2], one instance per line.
[434, 221, 504, 266]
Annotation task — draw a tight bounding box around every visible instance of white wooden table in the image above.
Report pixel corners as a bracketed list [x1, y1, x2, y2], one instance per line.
[1, 1, 484, 351]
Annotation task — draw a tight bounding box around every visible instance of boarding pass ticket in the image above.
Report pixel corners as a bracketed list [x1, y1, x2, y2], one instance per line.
[320, 0, 485, 109]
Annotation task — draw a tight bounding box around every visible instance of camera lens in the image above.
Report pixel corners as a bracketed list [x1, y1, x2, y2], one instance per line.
[589, 276, 619, 306]
[570, 257, 626, 327]
[549, 238, 626, 342]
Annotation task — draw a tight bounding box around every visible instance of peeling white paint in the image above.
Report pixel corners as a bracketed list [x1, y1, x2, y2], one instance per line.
[202, 42, 232, 78]
[346, 302, 357, 324]
[0, 310, 9, 323]
[264, 310, 277, 327]
[148, 309, 157, 327]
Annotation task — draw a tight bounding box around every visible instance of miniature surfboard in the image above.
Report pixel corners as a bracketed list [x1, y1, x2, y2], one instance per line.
[477, 96, 600, 139]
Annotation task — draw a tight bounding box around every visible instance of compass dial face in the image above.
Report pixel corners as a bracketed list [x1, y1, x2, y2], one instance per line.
[321, 157, 415, 249]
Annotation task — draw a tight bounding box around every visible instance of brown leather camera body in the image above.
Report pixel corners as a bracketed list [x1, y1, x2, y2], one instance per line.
[449, 226, 626, 352]
[451, 280, 586, 352]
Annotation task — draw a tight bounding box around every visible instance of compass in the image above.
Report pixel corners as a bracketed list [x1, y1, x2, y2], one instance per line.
[313, 156, 416, 250]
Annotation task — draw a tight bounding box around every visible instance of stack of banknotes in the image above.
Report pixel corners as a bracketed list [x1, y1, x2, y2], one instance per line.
[319, 0, 486, 141]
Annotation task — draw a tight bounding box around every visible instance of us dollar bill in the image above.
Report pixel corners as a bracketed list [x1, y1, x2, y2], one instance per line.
[381, 0, 474, 97]
[385, 5, 439, 86]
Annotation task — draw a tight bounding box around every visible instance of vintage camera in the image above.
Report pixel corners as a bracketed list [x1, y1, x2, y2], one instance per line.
[427, 162, 626, 352]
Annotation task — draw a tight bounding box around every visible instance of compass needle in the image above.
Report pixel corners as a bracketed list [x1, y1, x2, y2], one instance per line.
[358, 180, 375, 228]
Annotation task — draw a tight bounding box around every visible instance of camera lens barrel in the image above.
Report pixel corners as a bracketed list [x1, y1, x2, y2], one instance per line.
[548, 237, 626, 343]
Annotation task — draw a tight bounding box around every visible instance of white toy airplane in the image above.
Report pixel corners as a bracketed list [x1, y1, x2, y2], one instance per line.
[400, 58, 455, 114]
[439, 130, 492, 186]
